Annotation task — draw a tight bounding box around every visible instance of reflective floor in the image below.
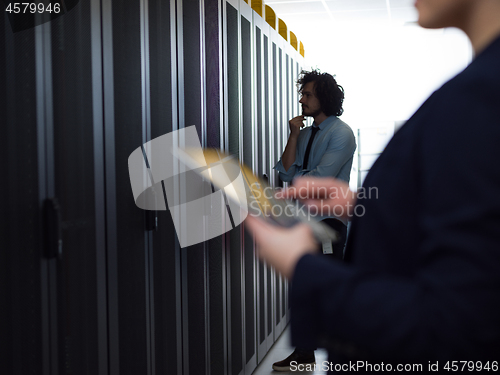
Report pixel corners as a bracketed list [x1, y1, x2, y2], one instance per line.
[252, 326, 329, 375]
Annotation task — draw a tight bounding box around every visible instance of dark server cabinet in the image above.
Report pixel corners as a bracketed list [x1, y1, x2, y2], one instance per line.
[262, 30, 276, 353]
[253, 16, 269, 364]
[1, 2, 109, 374]
[241, 7, 257, 375]
[270, 37, 283, 340]
[105, 0, 181, 374]
[204, 1, 228, 375]
[225, 2, 244, 374]
[1, 18, 44, 375]
[1, 0, 304, 373]
[109, 1, 151, 373]
[149, 0, 182, 374]
[288, 54, 292, 124]
[179, 0, 211, 373]
[49, 1, 107, 373]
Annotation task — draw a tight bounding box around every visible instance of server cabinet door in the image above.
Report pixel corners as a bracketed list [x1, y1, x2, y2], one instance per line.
[107, 1, 152, 373]
[240, 5, 257, 374]
[178, 0, 211, 373]
[262, 31, 275, 352]
[204, 1, 228, 374]
[50, 1, 108, 373]
[149, 0, 182, 374]
[270, 38, 283, 338]
[1, 20, 44, 375]
[1, 2, 108, 374]
[253, 17, 269, 364]
[224, 1, 244, 374]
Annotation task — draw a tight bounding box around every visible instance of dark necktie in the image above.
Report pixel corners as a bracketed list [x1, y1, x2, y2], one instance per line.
[303, 126, 320, 170]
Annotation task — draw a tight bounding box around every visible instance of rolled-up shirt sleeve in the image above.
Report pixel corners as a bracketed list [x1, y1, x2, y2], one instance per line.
[274, 134, 304, 181]
[274, 156, 301, 182]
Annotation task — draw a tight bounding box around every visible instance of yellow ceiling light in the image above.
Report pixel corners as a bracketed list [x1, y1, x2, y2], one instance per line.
[251, 0, 263, 17]
[290, 31, 298, 50]
[278, 18, 287, 41]
[265, 5, 276, 29]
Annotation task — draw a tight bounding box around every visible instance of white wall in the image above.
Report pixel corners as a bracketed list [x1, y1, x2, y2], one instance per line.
[302, 23, 472, 129]
[297, 22, 472, 187]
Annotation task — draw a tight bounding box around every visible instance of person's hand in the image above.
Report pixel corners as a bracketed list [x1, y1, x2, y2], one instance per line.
[288, 115, 305, 138]
[245, 215, 317, 279]
[278, 177, 358, 219]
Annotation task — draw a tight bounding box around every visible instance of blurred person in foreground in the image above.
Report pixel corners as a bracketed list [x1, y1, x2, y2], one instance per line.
[246, 0, 500, 371]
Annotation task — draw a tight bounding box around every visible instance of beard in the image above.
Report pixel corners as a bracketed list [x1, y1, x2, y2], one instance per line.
[302, 106, 322, 118]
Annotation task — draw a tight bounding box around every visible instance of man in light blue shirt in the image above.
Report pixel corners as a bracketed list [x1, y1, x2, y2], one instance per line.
[274, 115, 355, 184]
[272, 70, 356, 371]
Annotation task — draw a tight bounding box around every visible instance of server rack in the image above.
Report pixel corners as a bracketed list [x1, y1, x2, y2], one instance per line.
[1, 0, 306, 373]
[252, 7, 270, 365]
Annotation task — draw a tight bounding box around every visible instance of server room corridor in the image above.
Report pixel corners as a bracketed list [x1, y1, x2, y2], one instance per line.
[2, 0, 476, 374]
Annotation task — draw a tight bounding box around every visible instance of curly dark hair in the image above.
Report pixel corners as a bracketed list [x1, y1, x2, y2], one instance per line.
[297, 69, 344, 116]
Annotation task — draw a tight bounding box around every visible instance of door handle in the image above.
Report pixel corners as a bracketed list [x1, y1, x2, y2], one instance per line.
[43, 198, 62, 259]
